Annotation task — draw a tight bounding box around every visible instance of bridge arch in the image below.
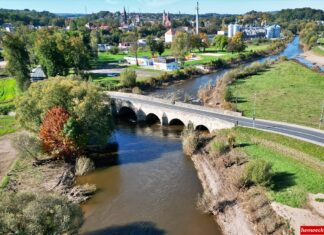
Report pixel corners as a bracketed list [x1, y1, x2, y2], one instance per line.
[146, 113, 161, 125]
[195, 125, 210, 133]
[118, 106, 137, 122]
[169, 118, 185, 126]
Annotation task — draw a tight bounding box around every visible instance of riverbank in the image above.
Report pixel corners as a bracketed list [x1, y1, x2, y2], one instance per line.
[188, 127, 324, 234]
[300, 50, 324, 67]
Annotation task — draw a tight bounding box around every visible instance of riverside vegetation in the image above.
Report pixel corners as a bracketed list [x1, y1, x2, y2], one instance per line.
[0, 77, 115, 234]
[181, 125, 324, 234]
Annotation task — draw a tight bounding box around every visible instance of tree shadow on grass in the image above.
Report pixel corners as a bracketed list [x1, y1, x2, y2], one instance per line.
[271, 172, 296, 192]
[85, 221, 166, 235]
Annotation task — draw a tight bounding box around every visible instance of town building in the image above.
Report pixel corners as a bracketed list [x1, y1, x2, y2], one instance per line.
[153, 57, 180, 71]
[97, 44, 112, 52]
[228, 23, 241, 38]
[125, 56, 153, 66]
[30, 66, 46, 82]
[165, 28, 176, 43]
[162, 11, 172, 28]
[266, 25, 281, 39]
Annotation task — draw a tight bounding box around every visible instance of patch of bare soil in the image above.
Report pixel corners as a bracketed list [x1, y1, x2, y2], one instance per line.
[272, 201, 324, 234]
[0, 133, 18, 180]
[301, 51, 324, 67]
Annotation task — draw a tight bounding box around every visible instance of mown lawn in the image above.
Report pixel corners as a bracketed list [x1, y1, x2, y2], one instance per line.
[0, 78, 16, 103]
[232, 127, 324, 208]
[231, 61, 324, 128]
[0, 115, 17, 136]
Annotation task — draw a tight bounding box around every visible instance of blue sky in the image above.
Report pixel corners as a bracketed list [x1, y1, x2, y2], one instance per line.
[0, 0, 323, 14]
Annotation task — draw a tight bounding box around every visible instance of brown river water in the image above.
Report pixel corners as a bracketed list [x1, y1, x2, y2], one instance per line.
[78, 123, 222, 235]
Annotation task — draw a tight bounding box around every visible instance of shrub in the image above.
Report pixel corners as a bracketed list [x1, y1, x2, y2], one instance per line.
[120, 69, 137, 87]
[132, 86, 142, 94]
[0, 192, 83, 235]
[210, 139, 228, 156]
[12, 132, 43, 160]
[0, 103, 15, 115]
[39, 107, 79, 160]
[181, 122, 199, 155]
[16, 77, 114, 149]
[224, 87, 233, 102]
[75, 157, 95, 176]
[242, 159, 273, 187]
[227, 134, 236, 148]
[109, 46, 119, 55]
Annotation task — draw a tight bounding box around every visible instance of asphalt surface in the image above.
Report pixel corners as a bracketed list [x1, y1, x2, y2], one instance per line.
[111, 93, 324, 147]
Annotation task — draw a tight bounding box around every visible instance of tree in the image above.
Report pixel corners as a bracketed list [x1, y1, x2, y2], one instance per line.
[39, 107, 79, 160]
[0, 192, 83, 235]
[171, 31, 191, 64]
[227, 32, 246, 53]
[1, 33, 30, 91]
[146, 35, 157, 57]
[214, 35, 228, 51]
[34, 30, 68, 77]
[120, 68, 137, 87]
[127, 32, 139, 66]
[156, 40, 165, 56]
[16, 77, 114, 150]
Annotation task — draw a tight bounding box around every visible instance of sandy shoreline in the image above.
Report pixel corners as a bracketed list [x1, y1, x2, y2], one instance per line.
[300, 50, 324, 67]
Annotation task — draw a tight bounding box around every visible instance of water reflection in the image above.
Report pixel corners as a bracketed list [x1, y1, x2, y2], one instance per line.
[80, 123, 221, 235]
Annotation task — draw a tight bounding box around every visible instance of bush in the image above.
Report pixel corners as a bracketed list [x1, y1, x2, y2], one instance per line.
[224, 87, 233, 102]
[132, 86, 142, 94]
[181, 122, 199, 156]
[120, 69, 137, 87]
[75, 157, 95, 176]
[109, 46, 119, 55]
[16, 77, 114, 150]
[210, 139, 228, 155]
[242, 159, 273, 187]
[0, 192, 83, 235]
[12, 132, 43, 160]
[0, 103, 15, 115]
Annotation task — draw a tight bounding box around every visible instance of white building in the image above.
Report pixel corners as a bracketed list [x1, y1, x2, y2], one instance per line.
[125, 56, 153, 66]
[98, 44, 112, 52]
[165, 29, 176, 43]
[153, 57, 180, 71]
[266, 25, 281, 39]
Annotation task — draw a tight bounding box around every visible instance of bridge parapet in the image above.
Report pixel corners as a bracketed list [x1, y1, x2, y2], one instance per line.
[108, 92, 237, 132]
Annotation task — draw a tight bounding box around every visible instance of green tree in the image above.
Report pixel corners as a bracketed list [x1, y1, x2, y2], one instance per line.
[34, 30, 68, 77]
[146, 35, 157, 57]
[156, 40, 165, 56]
[1, 33, 31, 91]
[171, 31, 191, 64]
[0, 192, 83, 235]
[227, 32, 246, 53]
[214, 35, 228, 51]
[127, 32, 139, 66]
[120, 68, 137, 87]
[16, 77, 114, 147]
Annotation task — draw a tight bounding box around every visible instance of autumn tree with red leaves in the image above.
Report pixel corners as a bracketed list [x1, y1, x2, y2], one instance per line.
[39, 107, 79, 160]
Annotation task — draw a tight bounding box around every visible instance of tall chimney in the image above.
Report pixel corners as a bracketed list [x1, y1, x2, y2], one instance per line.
[196, 1, 199, 34]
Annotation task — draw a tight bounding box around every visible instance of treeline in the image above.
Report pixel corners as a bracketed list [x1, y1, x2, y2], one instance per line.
[300, 22, 324, 49]
[0, 8, 65, 26]
[1, 28, 96, 91]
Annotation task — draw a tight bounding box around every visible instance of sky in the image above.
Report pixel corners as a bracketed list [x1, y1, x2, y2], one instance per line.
[0, 0, 323, 14]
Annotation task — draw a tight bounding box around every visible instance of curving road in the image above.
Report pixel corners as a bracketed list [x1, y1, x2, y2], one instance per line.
[109, 92, 324, 147]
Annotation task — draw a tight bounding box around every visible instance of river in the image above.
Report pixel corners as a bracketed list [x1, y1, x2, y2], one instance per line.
[79, 36, 319, 235]
[149, 36, 323, 101]
[79, 123, 221, 235]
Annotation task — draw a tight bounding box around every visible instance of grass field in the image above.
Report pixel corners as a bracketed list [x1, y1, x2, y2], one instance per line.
[312, 46, 324, 56]
[0, 78, 16, 103]
[231, 127, 324, 207]
[230, 61, 324, 128]
[0, 115, 17, 136]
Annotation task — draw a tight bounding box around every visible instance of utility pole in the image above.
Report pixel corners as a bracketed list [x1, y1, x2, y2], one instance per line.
[253, 93, 256, 128]
[195, 1, 199, 35]
[319, 101, 324, 129]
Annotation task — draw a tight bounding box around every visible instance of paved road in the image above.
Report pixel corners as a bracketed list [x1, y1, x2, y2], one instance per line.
[110, 93, 324, 147]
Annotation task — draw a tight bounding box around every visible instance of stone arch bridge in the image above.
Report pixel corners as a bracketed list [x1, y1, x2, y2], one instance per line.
[109, 92, 239, 132]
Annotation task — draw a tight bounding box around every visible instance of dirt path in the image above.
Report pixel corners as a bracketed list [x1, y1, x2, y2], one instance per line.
[0, 133, 17, 180]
